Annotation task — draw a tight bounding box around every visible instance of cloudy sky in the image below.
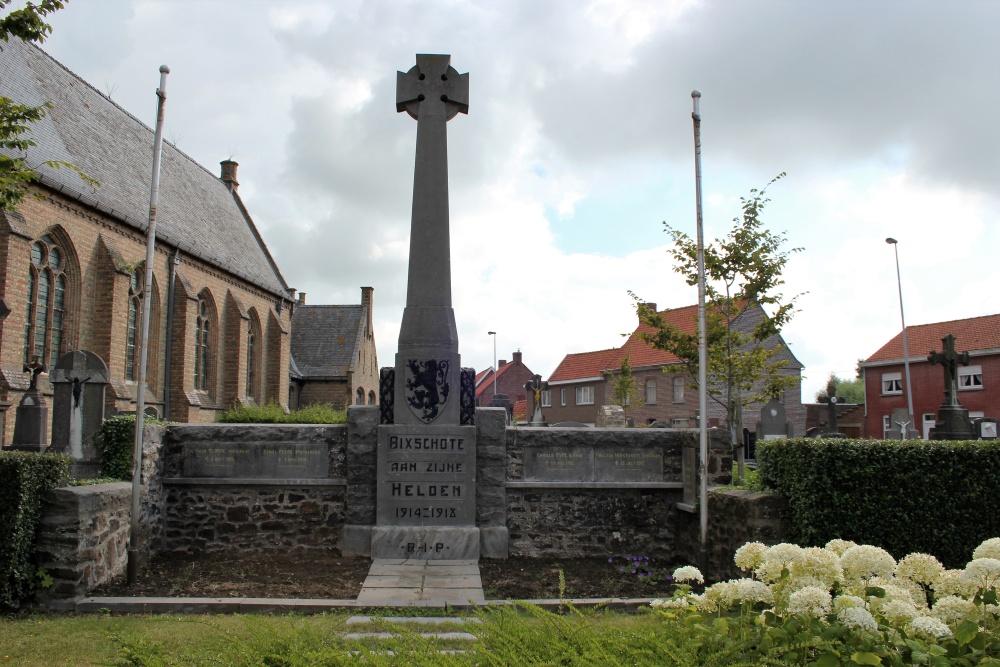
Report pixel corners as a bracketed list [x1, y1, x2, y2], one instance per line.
[39, 0, 1000, 403]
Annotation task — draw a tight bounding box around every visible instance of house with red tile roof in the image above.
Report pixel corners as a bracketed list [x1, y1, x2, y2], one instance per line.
[860, 313, 1000, 438]
[536, 303, 805, 433]
[475, 351, 536, 407]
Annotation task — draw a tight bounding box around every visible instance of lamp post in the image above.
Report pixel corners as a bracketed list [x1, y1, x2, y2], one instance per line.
[488, 331, 497, 399]
[886, 238, 915, 436]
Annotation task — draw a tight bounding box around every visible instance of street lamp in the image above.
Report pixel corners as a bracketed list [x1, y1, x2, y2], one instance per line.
[886, 238, 915, 436]
[488, 331, 497, 398]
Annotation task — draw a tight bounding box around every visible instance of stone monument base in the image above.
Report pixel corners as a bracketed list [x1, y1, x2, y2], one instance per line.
[929, 406, 975, 440]
[371, 525, 480, 560]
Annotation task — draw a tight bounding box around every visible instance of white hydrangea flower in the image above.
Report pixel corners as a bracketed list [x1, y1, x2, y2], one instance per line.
[833, 595, 867, 612]
[841, 545, 896, 584]
[651, 596, 694, 609]
[891, 576, 929, 609]
[909, 616, 953, 640]
[838, 606, 878, 631]
[983, 604, 1000, 617]
[790, 547, 843, 588]
[934, 569, 978, 599]
[733, 578, 774, 605]
[705, 581, 738, 609]
[896, 553, 945, 586]
[825, 539, 857, 556]
[973, 538, 1000, 561]
[931, 595, 978, 626]
[688, 593, 717, 613]
[786, 586, 832, 619]
[672, 565, 704, 584]
[786, 575, 828, 594]
[734, 541, 768, 572]
[962, 558, 1000, 591]
[878, 599, 920, 627]
[756, 543, 804, 583]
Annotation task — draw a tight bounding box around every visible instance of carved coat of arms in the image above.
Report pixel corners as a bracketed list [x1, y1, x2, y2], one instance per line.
[404, 359, 450, 423]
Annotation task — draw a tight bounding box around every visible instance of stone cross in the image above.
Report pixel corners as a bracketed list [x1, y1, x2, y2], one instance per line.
[826, 395, 841, 433]
[10, 355, 49, 452]
[392, 54, 469, 426]
[24, 355, 45, 393]
[525, 374, 547, 425]
[928, 334, 970, 407]
[50, 350, 108, 478]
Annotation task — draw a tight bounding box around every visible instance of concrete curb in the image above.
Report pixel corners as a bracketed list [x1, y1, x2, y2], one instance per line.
[72, 596, 656, 614]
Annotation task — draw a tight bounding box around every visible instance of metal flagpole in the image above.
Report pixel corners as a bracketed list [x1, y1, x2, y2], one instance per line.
[127, 65, 169, 585]
[691, 90, 709, 566]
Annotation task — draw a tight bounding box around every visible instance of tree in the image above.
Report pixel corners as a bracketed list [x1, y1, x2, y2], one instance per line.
[633, 174, 803, 442]
[603, 354, 643, 421]
[815, 373, 864, 404]
[0, 1, 91, 211]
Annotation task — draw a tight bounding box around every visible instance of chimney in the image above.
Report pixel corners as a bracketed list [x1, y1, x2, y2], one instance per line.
[639, 302, 657, 321]
[512, 351, 522, 365]
[499, 359, 507, 367]
[220, 160, 239, 191]
[361, 286, 374, 308]
[297, 292, 306, 305]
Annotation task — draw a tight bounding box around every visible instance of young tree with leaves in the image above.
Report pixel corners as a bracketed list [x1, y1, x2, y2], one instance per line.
[603, 354, 643, 422]
[0, 1, 92, 211]
[634, 174, 803, 442]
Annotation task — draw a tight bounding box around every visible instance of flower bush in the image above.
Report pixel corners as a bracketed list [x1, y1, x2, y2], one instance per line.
[649, 537, 1000, 666]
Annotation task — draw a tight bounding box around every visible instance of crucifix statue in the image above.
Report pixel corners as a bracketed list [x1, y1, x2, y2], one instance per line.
[928, 334, 970, 407]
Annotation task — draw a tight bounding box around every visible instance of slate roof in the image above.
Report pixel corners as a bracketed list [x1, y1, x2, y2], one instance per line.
[0, 39, 289, 296]
[865, 313, 1000, 363]
[548, 303, 802, 382]
[290, 305, 364, 378]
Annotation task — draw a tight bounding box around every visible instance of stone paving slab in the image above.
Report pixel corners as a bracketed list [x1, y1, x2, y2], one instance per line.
[346, 616, 482, 625]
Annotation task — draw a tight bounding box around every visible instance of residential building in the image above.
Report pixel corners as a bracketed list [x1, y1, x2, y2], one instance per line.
[536, 303, 805, 433]
[288, 287, 378, 410]
[861, 313, 999, 438]
[474, 350, 536, 406]
[0, 39, 295, 441]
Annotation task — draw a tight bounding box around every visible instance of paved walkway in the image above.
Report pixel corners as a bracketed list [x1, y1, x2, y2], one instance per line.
[355, 559, 485, 607]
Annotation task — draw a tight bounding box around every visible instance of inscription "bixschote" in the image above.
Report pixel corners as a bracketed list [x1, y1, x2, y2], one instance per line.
[388, 435, 465, 450]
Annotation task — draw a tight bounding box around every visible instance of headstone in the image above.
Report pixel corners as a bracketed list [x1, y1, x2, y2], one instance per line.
[927, 334, 975, 440]
[371, 54, 480, 560]
[524, 374, 548, 425]
[10, 355, 49, 452]
[49, 350, 109, 477]
[885, 407, 919, 440]
[487, 392, 513, 424]
[975, 418, 998, 440]
[596, 404, 626, 428]
[756, 398, 787, 440]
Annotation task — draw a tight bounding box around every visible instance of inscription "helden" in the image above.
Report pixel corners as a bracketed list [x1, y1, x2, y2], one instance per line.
[388, 436, 465, 450]
[390, 483, 462, 497]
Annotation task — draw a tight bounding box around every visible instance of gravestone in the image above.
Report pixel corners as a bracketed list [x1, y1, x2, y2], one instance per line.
[371, 54, 481, 560]
[10, 355, 49, 452]
[756, 398, 788, 440]
[596, 404, 626, 428]
[975, 418, 998, 440]
[487, 392, 514, 424]
[524, 374, 547, 425]
[50, 350, 108, 477]
[885, 407, 918, 440]
[927, 334, 975, 440]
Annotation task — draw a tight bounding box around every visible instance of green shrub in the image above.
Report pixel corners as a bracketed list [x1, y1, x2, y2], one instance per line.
[93, 414, 166, 481]
[218, 401, 347, 424]
[0, 451, 69, 611]
[757, 437, 1000, 566]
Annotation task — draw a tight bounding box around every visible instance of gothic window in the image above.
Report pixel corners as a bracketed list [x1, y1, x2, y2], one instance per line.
[368, 390, 376, 405]
[23, 236, 67, 368]
[125, 266, 143, 381]
[194, 296, 211, 391]
[246, 311, 261, 401]
[356, 387, 364, 405]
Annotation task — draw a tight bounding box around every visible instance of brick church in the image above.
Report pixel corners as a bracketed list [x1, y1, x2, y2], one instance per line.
[0, 39, 297, 441]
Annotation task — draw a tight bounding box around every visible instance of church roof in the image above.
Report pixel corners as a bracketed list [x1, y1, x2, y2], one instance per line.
[290, 305, 365, 378]
[0, 39, 290, 297]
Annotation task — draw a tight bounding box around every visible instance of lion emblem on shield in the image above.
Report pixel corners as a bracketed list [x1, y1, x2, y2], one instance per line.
[404, 359, 450, 422]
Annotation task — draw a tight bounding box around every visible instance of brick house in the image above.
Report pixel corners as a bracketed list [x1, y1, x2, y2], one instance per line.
[535, 303, 805, 433]
[0, 39, 295, 441]
[474, 350, 536, 406]
[288, 287, 378, 410]
[860, 313, 1000, 439]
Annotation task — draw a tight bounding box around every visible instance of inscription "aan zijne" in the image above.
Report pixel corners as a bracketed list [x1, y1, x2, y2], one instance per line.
[389, 461, 463, 473]
[388, 435, 465, 450]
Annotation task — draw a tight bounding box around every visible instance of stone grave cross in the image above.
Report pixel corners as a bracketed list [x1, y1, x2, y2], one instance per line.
[525, 374, 547, 425]
[928, 334, 970, 408]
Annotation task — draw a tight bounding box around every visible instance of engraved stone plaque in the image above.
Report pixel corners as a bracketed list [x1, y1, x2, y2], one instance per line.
[595, 448, 663, 482]
[523, 447, 594, 482]
[183, 442, 328, 478]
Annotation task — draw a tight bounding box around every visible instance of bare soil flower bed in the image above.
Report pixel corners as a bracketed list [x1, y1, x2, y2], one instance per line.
[91, 550, 680, 600]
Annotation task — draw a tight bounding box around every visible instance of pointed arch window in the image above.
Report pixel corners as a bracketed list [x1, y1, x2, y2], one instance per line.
[24, 236, 67, 368]
[356, 387, 364, 405]
[125, 266, 143, 381]
[194, 297, 210, 391]
[368, 390, 376, 406]
[246, 313, 262, 401]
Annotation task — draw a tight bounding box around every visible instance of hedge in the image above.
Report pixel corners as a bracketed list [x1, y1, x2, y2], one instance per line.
[0, 451, 69, 611]
[756, 437, 1000, 568]
[93, 413, 166, 481]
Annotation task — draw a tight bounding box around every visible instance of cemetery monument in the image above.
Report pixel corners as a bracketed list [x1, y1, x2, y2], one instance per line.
[927, 334, 975, 440]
